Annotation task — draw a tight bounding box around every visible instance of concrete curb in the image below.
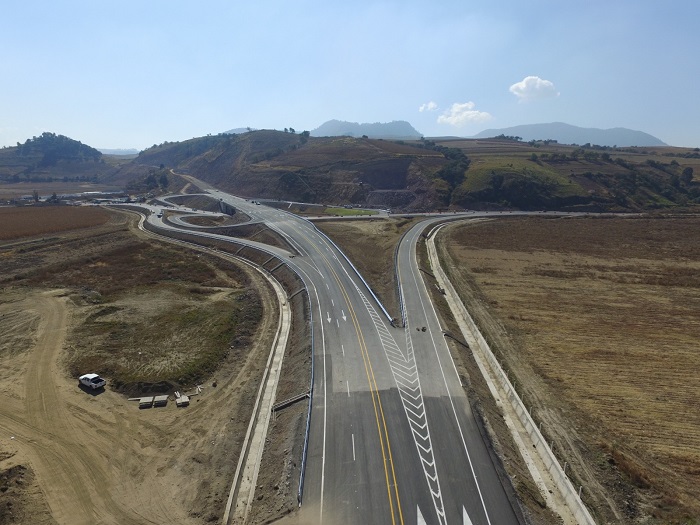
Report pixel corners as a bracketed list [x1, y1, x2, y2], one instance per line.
[426, 226, 597, 525]
[225, 272, 291, 524]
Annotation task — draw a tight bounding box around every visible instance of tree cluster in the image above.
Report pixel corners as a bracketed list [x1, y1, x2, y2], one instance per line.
[15, 132, 101, 166]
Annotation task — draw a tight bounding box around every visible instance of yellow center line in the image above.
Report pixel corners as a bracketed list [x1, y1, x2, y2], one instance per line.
[296, 227, 404, 525]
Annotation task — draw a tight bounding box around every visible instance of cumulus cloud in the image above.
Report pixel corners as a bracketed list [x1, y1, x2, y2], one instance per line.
[419, 101, 438, 112]
[437, 102, 492, 127]
[509, 76, 559, 101]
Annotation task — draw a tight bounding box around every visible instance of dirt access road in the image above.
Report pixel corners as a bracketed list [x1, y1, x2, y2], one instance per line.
[0, 285, 278, 525]
[1, 289, 192, 523]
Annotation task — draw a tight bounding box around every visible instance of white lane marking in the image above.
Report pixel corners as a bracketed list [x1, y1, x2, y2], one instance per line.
[336, 319, 339, 328]
[354, 286, 446, 524]
[406, 225, 492, 525]
[305, 276, 328, 524]
[347, 381, 350, 396]
[352, 433, 356, 461]
[463, 506, 474, 525]
[331, 299, 335, 307]
[341, 310, 347, 322]
[417, 506, 427, 525]
[341, 344, 345, 356]
[288, 263, 330, 523]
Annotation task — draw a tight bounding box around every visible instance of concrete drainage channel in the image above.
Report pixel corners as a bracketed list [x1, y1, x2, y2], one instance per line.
[426, 225, 597, 525]
[222, 271, 291, 525]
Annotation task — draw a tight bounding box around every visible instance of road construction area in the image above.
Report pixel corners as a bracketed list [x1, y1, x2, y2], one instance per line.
[0, 207, 305, 525]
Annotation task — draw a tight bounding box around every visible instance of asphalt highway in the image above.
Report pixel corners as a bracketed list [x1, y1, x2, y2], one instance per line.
[130, 191, 527, 525]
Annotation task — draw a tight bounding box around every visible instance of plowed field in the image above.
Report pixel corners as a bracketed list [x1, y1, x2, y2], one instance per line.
[0, 206, 109, 240]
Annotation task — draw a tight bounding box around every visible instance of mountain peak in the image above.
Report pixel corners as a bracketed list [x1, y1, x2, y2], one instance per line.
[312, 120, 421, 139]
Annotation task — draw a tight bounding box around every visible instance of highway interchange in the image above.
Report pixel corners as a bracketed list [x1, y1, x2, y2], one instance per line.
[137, 188, 527, 525]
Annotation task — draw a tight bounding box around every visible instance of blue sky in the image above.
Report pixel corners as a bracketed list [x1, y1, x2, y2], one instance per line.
[2, 0, 699, 149]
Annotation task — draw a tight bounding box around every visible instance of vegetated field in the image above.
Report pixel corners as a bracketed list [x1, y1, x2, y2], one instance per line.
[436, 138, 700, 211]
[0, 205, 110, 240]
[0, 207, 288, 525]
[438, 216, 700, 524]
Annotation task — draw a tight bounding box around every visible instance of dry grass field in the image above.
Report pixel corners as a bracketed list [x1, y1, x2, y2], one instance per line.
[438, 216, 700, 524]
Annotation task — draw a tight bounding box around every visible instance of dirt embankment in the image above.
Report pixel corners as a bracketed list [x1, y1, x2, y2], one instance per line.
[0, 206, 298, 525]
[0, 286, 276, 525]
[438, 216, 700, 524]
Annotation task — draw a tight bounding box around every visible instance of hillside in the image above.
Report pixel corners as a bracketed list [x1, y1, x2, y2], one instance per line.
[117, 131, 448, 209]
[447, 138, 699, 210]
[473, 122, 667, 147]
[101, 131, 700, 212]
[312, 120, 422, 139]
[0, 132, 115, 183]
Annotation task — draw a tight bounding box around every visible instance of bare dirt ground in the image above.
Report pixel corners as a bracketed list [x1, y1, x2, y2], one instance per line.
[0, 207, 293, 525]
[438, 215, 700, 524]
[0, 206, 111, 240]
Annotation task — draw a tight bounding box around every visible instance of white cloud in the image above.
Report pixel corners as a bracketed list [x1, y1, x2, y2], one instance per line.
[509, 76, 559, 101]
[419, 101, 438, 112]
[437, 102, 492, 127]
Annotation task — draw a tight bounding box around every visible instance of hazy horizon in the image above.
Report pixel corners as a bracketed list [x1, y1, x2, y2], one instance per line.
[2, 0, 699, 149]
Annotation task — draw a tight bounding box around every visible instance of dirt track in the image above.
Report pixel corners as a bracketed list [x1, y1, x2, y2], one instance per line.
[0, 283, 278, 525]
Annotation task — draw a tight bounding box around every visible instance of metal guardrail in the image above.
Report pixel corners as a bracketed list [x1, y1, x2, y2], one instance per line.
[297, 289, 313, 505]
[272, 391, 311, 412]
[394, 226, 412, 327]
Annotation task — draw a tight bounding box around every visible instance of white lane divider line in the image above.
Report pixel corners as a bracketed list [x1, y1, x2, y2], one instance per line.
[347, 381, 350, 396]
[352, 433, 356, 461]
[341, 344, 345, 356]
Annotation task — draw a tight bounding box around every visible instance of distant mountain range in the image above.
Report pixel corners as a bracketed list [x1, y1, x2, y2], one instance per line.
[472, 122, 666, 147]
[99, 148, 139, 155]
[312, 120, 422, 139]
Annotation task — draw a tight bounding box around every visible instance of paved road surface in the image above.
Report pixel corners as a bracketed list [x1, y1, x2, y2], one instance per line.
[133, 191, 526, 525]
